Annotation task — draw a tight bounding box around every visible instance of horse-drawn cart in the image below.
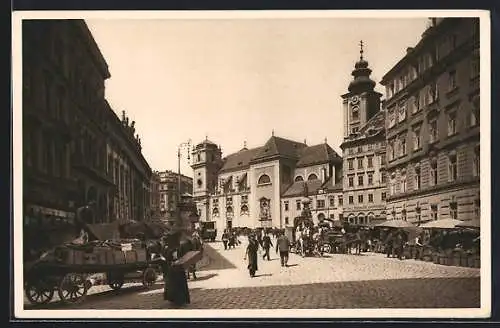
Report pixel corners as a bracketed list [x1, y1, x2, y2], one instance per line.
[24, 241, 160, 306]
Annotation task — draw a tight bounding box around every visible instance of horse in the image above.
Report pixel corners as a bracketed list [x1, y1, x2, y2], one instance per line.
[343, 228, 368, 255]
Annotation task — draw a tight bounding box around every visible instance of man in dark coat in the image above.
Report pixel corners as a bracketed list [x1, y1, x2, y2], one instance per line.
[276, 231, 291, 267]
[244, 234, 259, 277]
[262, 232, 273, 261]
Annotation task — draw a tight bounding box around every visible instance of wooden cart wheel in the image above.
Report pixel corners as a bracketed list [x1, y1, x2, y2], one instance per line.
[322, 243, 332, 254]
[142, 267, 157, 288]
[58, 273, 88, 304]
[25, 279, 54, 305]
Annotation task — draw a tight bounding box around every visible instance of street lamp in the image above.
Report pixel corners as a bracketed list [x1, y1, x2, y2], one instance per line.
[177, 139, 191, 225]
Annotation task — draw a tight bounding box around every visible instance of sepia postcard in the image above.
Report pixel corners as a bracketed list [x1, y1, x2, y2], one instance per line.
[11, 9, 491, 319]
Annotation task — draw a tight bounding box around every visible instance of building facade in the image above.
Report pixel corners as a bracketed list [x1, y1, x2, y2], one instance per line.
[23, 19, 152, 236]
[191, 136, 343, 236]
[155, 170, 193, 221]
[380, 17, 480, 225]
[340, 45, 388, 226]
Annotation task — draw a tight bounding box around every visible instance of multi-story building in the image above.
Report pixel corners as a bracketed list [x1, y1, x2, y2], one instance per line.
[340, 44, 388, 226]
[191, 136, 342, 236]
[380, 17, 480, 225]
[22, 20, 152, 253]
[155, 170, 193, 221]
[150, 171, 162, 220]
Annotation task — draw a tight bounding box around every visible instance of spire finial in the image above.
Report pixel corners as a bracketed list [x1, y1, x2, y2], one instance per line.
[205, 135, 208, 141]
[244, 140, 247, 148]
[359, 40, 364, 60]
[324, 137, 328, 144]
[304, 138, 307, 145]
[272, 129, 275, 137]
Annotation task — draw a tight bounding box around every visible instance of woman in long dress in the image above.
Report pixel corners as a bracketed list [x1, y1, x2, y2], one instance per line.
[244, 234, 259, 277]
[162, 232, 190, 307]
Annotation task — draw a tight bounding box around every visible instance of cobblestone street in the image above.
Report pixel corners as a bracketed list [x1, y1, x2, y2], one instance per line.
[24, 238, 480, 310]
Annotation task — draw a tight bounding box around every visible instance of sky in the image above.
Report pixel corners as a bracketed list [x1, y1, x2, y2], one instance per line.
[85, 16, 429, 176]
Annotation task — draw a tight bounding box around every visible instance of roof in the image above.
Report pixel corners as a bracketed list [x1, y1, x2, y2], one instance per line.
[251, 136, 307, 162]
[322, 176, 343, 192]
[282, 179, 324, 198]
[296, 143, 342, 167]
[219, 147, 262, 173]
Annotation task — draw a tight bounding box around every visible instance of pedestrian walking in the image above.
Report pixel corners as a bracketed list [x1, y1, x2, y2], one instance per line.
[222, 230, 229, 250]
[162, 231, 190, 307]
[244, 234, 259, 277]
[414, 233, 423, 260]
[262, 232, 273, 261]
[276, 231, 291, 267]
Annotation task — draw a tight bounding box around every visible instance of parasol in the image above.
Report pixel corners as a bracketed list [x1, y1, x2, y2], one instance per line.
[420, 218, 464, 229]
[455, 218, 480, 229]
[376, 219, 416, 229]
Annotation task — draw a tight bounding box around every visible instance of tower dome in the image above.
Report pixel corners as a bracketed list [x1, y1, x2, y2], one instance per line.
[348, 40, 376, 93]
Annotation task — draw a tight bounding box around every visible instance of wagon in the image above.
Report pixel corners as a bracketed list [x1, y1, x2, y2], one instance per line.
[24, 252, 160, 305]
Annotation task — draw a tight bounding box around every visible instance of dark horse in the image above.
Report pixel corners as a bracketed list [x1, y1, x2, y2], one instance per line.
[343, 228, 368, 255]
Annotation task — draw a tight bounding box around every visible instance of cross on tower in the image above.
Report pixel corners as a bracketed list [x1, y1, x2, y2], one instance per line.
[359, 40, 364, 60]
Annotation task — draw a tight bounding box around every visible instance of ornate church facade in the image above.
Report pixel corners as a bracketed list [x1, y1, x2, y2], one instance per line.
[191, 136, 343, 236]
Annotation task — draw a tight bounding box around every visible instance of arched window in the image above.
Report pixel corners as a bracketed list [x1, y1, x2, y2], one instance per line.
[308, 173, 318, 181]
[258, 174, 271, 185]
[212, 207, 219, 216]
[317, 213, 325, 221]
[226, 206, 234, 218]
[294, 175, 304, 182]
[241, 204, 249, 215]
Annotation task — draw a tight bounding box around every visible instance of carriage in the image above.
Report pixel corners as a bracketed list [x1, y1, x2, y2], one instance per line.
[24, 240, 160, 306]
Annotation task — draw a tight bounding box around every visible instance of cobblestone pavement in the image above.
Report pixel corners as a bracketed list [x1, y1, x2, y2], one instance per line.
[24, 238, 480, 309]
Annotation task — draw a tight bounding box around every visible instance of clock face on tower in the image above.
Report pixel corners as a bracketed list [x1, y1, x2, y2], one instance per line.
[351, 95, 360, 105]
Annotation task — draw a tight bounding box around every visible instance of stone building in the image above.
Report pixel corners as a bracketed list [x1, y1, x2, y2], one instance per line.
[379, 17, 480, 225]
[155, 170, 193, 221]
[150, 171, 162, 220]
[22, 19, 152, 240]
[340, 43, 388, 226]
[191, 136, 342, 236]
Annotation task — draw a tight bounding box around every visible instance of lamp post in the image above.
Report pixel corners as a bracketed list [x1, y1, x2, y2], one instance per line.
[177, 139, 191, 226]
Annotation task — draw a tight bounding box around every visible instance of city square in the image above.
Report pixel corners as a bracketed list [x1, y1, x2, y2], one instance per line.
[14, 12, 487, 317]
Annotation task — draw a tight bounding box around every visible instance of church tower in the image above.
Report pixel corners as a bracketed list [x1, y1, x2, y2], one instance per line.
[342, 41, 382, 138]
[191, 138, 222, 222]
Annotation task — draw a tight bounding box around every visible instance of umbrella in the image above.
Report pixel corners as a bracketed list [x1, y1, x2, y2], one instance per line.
[455, 219, 480, 229]
[420, 218, 464, 229]
[376, 219, 416, 229]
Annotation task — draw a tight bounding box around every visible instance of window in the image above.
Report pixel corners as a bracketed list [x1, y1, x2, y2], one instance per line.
[339, 213, 344, 222]
[308, 174, 318, 181]
[381, 192, 386, 201]
[285, 217, 289, 225]
[388, 83, 395, 98]
[357, 157, 364, 169]
[351, 127, 359, 134]
[428, 82, 438, 104]
[295, 175, 304, 182]
[448, 70, 457, 91]
[400, 136, 407, 156]
[474, 199, 480, 219]
[413, 126, 422, 150]
[348, 196, 354, 204]
[398, 103, 407, 122]
[415, 207, 422, 225]
[447, 111, 457, 136]
[387, 144, 394, 161]
[473, 145, 480, 177]
[388, 110, 396, 128]
[358, 195, 363, 203]
[389, 177, 395, 196]
[284, 201, 289, 211]
[317, 200, 325, 209]
[338, 195, 343, 206]
[470, 50, 480, 79]
[414, 166, 421, 190]
[348, 175, 354, 187]
[470, 108, 479, 127]
[241, 195, 248, 203]
[429, 119, 438, 143]
[226, 196, 233, 204]
[358, 174, 364, 186]
[367, 156, 373, 168]
[352, 107, 359, 121]
[431, 204, 438, 221]
[430, 160, 438, 186]
[329, 197, 335, 207]
[448, 154, 457, 182]
[449, 202, 458, 220]
[258, 174, 271, 185]
[381, 171, 387, 183]
[368, 194, 374, 203]
[296, 200, 301, 210]
[348, 158, 354, 170]
[400, 174, 407, 193]
[368, 172, 374, 185]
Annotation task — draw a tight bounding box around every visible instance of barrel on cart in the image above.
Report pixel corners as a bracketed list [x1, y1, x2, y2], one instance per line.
[24, 240, 160, 305]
